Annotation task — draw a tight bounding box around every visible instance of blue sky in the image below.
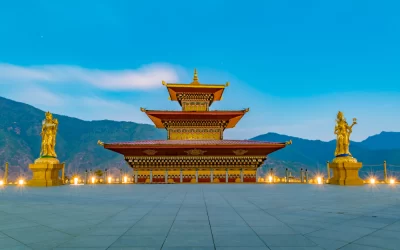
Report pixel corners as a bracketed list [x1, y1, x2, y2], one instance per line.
[0, 0, 399, 141]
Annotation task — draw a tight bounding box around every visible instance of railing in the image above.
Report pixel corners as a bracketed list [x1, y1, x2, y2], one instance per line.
[1, 161, 399, 185]
[259, 161, 399, 184]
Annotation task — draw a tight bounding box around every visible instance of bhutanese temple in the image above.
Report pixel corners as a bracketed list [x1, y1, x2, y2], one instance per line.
[99, 70, 289, 183]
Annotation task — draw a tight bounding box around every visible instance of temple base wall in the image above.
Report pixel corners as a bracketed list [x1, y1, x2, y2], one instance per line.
[133, 168, 257, 183]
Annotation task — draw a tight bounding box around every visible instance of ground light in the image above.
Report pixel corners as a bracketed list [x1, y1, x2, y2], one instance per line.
[389, 178, 395, 185]
[123, 176, 128, 183]
[268, 175, 273, 183]
[73, 177, 78, 185]
[0, 180, 3, 186]
[316, 176, 323, 185]
[108, 177, 112, 184]
[370, 178, 376, 184]
[18, 179, 24, 185]
[91, 177, 95, 184]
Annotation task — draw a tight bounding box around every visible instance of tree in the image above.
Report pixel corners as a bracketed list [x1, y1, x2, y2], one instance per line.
[94, 169, 103, 177]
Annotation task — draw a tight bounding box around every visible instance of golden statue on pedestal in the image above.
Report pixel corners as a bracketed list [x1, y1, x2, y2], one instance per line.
[333, 111, 357, 163]
[28, 111, 63, 186]
[39, 111, 59, 158]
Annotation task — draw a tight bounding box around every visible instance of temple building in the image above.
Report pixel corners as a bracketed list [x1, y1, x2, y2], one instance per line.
[99, 70, 289, 183]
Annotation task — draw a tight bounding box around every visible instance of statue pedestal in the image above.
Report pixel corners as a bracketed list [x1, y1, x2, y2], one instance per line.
[328, 161, 364, 186]
[28, 158, 64, 187]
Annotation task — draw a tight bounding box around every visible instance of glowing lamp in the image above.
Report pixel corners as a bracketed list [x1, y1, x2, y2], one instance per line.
[91, 177, 95, 184]
[73, 177, 78, 185]
[370, 178, 376, 184]
[268, 175, 273, 183]
[18, 179, 24, 185]
[123, 176, 128, 183]
[316, 176, 322, 185]
[389, 178, 395, 185]
[108, 177, 112, 183]
[0, 180, 4, 186]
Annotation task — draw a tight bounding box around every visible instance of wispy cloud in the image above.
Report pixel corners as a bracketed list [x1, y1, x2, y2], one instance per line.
[0, 63, 182, 123]
[0, 63, 180, 90]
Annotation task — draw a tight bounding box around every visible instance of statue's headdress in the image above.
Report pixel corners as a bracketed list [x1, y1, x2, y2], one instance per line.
[45, 111, 53, 119]
[337, 111, 344, 120]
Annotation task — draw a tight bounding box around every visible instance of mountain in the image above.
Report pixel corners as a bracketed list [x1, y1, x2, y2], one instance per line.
[358, 132, 400, 151]
[253, 133, 400, 177]
[0, 96, 166, 180]
[1, 96, 399, 180]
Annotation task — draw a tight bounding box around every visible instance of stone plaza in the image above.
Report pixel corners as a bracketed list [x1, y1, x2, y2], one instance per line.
[1, 184, 400, 250]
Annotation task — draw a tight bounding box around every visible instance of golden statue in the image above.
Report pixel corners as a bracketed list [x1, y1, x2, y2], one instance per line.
[39, 111, 58, 158]
[333, 111, 357, 163]
[28, 111, 63, 186]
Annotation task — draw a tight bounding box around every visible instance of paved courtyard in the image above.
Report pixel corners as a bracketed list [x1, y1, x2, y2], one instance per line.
[0, 184, 399, 250]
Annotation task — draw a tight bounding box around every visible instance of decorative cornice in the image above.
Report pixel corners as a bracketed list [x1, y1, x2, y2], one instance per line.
[125, 155, 267, 168]
[163, 120, 228, 128]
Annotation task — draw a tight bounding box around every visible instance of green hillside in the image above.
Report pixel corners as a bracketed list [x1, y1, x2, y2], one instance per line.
[0, 96, 166, 179]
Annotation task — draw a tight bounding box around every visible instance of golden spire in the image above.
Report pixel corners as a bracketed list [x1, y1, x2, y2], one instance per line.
[193, 68, 198, 81]
[191, 68, 200, 85]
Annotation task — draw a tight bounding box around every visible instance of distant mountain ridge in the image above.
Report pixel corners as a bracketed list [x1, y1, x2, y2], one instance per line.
[252, 132, 400, 177]
[0, 96, 399, 180]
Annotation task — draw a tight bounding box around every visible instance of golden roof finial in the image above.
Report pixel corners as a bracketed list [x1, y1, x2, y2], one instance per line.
[191, 68, 200, 85]
[193, 68, 198, 81]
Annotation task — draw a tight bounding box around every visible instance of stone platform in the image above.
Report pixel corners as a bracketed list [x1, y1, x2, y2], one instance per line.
[0, 184, 399, 250]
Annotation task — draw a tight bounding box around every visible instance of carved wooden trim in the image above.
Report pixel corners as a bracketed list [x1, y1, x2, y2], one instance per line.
[143, 149, 158, 156]
[233, 149, 248, 156]
[185, 149, 206, 156]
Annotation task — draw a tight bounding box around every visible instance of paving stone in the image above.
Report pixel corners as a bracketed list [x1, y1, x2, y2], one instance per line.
[353, 235, 400, 249]
[61, 235, 119, 248]
[124, 226, 171, 236]
[111, 235, 165, 248]
[306, 236, 348, 250]
[383, 221, 400, 232]
[269, 247, 325, 250]
[339, 243, 388, 250]
[163, 247, 214, 250]
[290, 225, 322, 234]
[213, 234, 266, 247]
[212, 226, 255, 235]
[216, 247, 269, 250]
[251, 225, 298, 235]
[306, 228, 375, 242]
[1, 245, 33, 250]
[260, 234, 317, 247]
[163, 234, 214, 247]
[170, 225, 211, 235]
[84, 226, 130, 236]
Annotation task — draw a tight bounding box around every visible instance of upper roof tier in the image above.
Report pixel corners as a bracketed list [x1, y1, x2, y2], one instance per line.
[162, 69, 229, 105]
[140, 109, 249, 129]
